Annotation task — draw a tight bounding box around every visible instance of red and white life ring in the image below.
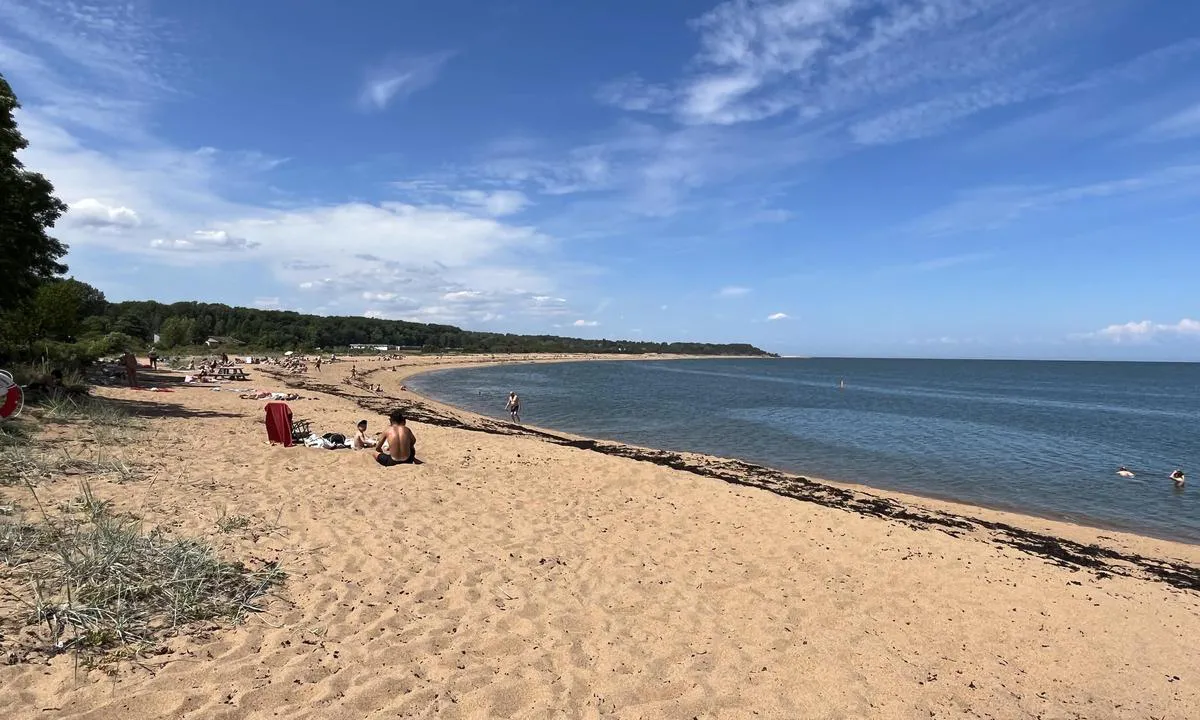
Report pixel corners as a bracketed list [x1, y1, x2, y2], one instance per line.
[0, 371, 23, 420]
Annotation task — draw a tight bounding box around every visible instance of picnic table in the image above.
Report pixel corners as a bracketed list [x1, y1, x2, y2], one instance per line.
[216, 366, 250, 380]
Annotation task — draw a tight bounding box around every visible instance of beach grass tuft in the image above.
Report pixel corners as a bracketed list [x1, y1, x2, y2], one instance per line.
[1, 391, 284, 664]
[40, 393, 133, 427]
[215, 508, 253, 534]
[2, 481, 286, 661]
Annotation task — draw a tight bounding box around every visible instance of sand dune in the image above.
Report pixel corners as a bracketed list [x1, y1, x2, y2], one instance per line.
[2, 354, 1198, 719]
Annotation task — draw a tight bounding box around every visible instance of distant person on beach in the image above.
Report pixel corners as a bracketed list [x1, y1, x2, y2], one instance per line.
[506, 391, 521, 423]
[352, 419, 373, 450]
[315, 357, 322, 372]
[1171, 469, 1186, 487]
[375, 410, 417, 466]
[148, 350, 158, 370]
[121, 351, 138, 387]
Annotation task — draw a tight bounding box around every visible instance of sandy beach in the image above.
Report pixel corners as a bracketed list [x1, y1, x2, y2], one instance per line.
[2, 353, 1199, 719]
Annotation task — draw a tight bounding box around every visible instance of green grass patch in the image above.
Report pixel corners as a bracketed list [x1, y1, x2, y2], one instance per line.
[1, 481, 285, 662]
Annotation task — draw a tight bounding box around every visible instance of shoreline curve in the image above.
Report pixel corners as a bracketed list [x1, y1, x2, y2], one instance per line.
[263, 354, 1200, 592]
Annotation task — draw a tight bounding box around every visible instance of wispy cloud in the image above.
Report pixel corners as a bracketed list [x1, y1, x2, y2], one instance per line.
[1144, 102, 1200, 141]
[0, 0, 172, 93]
[393, 181, 531, 217]
[358, 52, 454, 111]
[526, 0, 1200, 227]
[596, 0, 1113, 138]
[596, 75, 675, 112]
[717, 285, 751, 298]
[581, 0, 1200, 200]
[879, 252, 994, 274]
[1086, 319, 1200, 343]
[767, 312, 789, 321]
[913, 165, 1200, 236]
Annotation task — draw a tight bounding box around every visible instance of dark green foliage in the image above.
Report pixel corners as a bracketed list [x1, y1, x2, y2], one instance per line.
[31, 278, 106, 341]
[0, 72, 68, 310]
[156, 316, 197, 349]
[112, 311, 151, 342]
[81, 332, 143, 358]
[93, 299, 770, 355]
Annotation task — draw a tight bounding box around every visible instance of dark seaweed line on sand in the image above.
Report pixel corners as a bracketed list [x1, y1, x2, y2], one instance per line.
[272, 371, 1200, 592]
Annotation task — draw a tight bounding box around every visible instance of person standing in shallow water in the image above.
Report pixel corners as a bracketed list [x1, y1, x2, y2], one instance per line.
[506, 391, 521, 423]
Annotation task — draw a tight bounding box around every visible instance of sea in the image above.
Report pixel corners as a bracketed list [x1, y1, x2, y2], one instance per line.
[408, 358, 1200, 543]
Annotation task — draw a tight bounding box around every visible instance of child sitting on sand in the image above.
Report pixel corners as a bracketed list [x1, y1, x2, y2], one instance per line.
[352, 420, 374, 450]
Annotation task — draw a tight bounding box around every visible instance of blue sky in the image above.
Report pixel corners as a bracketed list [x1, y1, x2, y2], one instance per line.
[2, 0, 1198, 360]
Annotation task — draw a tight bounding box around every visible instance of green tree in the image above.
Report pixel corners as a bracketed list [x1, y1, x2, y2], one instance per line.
[31, 278, 106, 340]
[79, 315, 111, 336]
[114, 311, 151, 342]
[157, 316, 196, 348]
[0, 72, 68, 309]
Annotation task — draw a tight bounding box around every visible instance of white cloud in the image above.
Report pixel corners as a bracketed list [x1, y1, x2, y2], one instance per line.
[589, 0, 1186, 153]
[150, 230, 259, 252]
[848, 78, 1044, 146]
[878, 252, 994, 275]
[573, 319, 598, 327]
[1090, 319, 1200, 343]
[358, 52, 454, 111]
[1145, 102, 1200, 141]
[767, 312, 789, 321]
[452, 189, 530, 216]
[0, 3, 586, 329]
[6, 85, 567, 327]
[913, 165, 1200, 236]
[443, 291, 483, 302]
[596, 75, 675, 112]
[67, 198, 141, 229]
[717, 285, 751, 298]
[392, 182, 531, 217]
[253, 297, 280, 308]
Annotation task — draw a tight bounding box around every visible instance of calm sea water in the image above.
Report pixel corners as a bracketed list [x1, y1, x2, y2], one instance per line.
[409, 359, 1200, 543]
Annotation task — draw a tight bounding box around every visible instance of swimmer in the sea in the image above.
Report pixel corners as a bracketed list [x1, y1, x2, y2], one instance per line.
[1170, 469, 1186, 487]
[1117, 466, 1135, 478]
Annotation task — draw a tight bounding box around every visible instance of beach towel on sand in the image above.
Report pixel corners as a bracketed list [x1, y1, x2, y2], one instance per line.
[265, 401, 294, 447]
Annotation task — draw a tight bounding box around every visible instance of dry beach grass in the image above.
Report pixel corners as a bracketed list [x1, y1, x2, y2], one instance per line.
[1, 354, 1198, 719]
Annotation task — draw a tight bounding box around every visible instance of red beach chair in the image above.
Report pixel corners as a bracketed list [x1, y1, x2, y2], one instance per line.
[265, 401, 310, 446]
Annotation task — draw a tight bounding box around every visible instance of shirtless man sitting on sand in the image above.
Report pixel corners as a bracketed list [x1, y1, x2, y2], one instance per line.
[374, 409, 417, 466]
